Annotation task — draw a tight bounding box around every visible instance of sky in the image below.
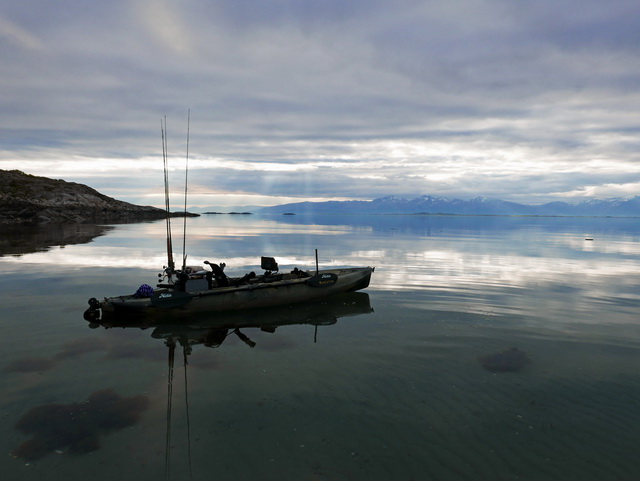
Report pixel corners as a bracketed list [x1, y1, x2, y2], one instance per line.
[1, 0, 640, 210]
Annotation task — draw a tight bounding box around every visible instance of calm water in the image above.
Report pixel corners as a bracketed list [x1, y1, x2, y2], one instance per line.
[1, 215, 640, 481]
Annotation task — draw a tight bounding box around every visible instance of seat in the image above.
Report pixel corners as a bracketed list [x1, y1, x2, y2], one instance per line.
[261, 256, 279, 273]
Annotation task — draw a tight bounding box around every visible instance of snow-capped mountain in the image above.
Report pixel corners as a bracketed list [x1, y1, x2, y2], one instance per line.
[258, 195, 640, 216]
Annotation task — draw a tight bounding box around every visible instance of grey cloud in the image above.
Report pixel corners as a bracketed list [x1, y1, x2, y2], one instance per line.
[2, 0, 640, 206]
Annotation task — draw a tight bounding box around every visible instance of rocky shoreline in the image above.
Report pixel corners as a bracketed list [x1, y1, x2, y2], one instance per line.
[0, 169, 193, 224]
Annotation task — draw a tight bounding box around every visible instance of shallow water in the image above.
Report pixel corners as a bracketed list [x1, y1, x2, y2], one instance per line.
[1, 214, 639, 480]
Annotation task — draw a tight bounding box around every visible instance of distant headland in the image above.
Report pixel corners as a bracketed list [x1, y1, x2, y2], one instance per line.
[0, 169, 198, 224]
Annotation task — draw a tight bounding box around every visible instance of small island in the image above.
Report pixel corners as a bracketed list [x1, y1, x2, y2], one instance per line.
[202, 211, 253, 215]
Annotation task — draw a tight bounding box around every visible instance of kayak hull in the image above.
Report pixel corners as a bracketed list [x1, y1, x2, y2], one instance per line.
[96, 267, 373, 318]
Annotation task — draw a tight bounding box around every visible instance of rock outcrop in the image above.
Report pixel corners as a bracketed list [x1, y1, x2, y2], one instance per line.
[0, 169, 170, 224]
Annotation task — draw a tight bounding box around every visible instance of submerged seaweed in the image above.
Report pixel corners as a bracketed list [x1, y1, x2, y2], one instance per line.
[478, 347, 531, 373]
[2, 357, 58, 373]
[12, 388, 150, 461]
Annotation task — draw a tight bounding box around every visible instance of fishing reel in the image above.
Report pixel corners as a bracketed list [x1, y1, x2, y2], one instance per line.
[158, 265, 177, 283]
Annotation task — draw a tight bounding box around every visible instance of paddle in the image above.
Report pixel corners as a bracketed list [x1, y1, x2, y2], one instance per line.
[151, 290, 194, 308]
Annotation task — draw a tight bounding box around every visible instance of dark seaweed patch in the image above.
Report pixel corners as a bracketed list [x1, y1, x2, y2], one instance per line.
[52, 337, 109, 361]
[2, 357, 58, 373]
[478, 347, 531, 373]
[103, 343, 165, 361]
[3, 337, 156, 374]
[12, 388, 150, 461]
[3, 337, 107, 373]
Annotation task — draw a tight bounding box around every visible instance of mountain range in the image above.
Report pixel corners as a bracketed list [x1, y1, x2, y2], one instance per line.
[2, 169, 638, 222]
[258, 195, 640, 217]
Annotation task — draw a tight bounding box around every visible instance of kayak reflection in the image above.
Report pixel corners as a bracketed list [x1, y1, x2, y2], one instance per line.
[88, 291, 373, 350]
[159, 291, 372, 350]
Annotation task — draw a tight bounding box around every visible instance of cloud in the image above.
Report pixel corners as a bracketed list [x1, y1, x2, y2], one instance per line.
[133, 0, 195, 55]
[0, 15, 43, 50]
[1, 0, 640, 207]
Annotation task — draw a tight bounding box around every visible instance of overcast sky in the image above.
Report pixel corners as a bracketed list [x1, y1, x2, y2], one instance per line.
[2, 0, 639, 209]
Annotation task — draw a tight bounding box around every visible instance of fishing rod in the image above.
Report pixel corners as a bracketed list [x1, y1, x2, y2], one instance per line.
[181, 109, 190, 271]
[162, 117, 175, 272]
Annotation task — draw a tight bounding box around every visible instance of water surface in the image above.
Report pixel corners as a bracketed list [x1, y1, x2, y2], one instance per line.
[1, 214, 639, 480]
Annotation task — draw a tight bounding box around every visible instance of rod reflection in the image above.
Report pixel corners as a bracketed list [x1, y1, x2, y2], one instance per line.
[86, 292, 373, 480]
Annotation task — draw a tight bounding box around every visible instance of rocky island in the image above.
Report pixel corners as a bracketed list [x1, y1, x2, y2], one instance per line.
[0, 169, 189, 224]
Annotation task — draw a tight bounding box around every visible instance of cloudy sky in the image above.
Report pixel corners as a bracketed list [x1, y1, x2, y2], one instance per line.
[2, 0, 639, 209]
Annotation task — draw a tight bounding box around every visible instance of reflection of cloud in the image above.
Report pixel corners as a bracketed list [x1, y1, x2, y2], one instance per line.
[563, 237, 640, 256]
[384, 247, 640, 293]
[359, 221, 640, 324]
[0, 217, 359, 269]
